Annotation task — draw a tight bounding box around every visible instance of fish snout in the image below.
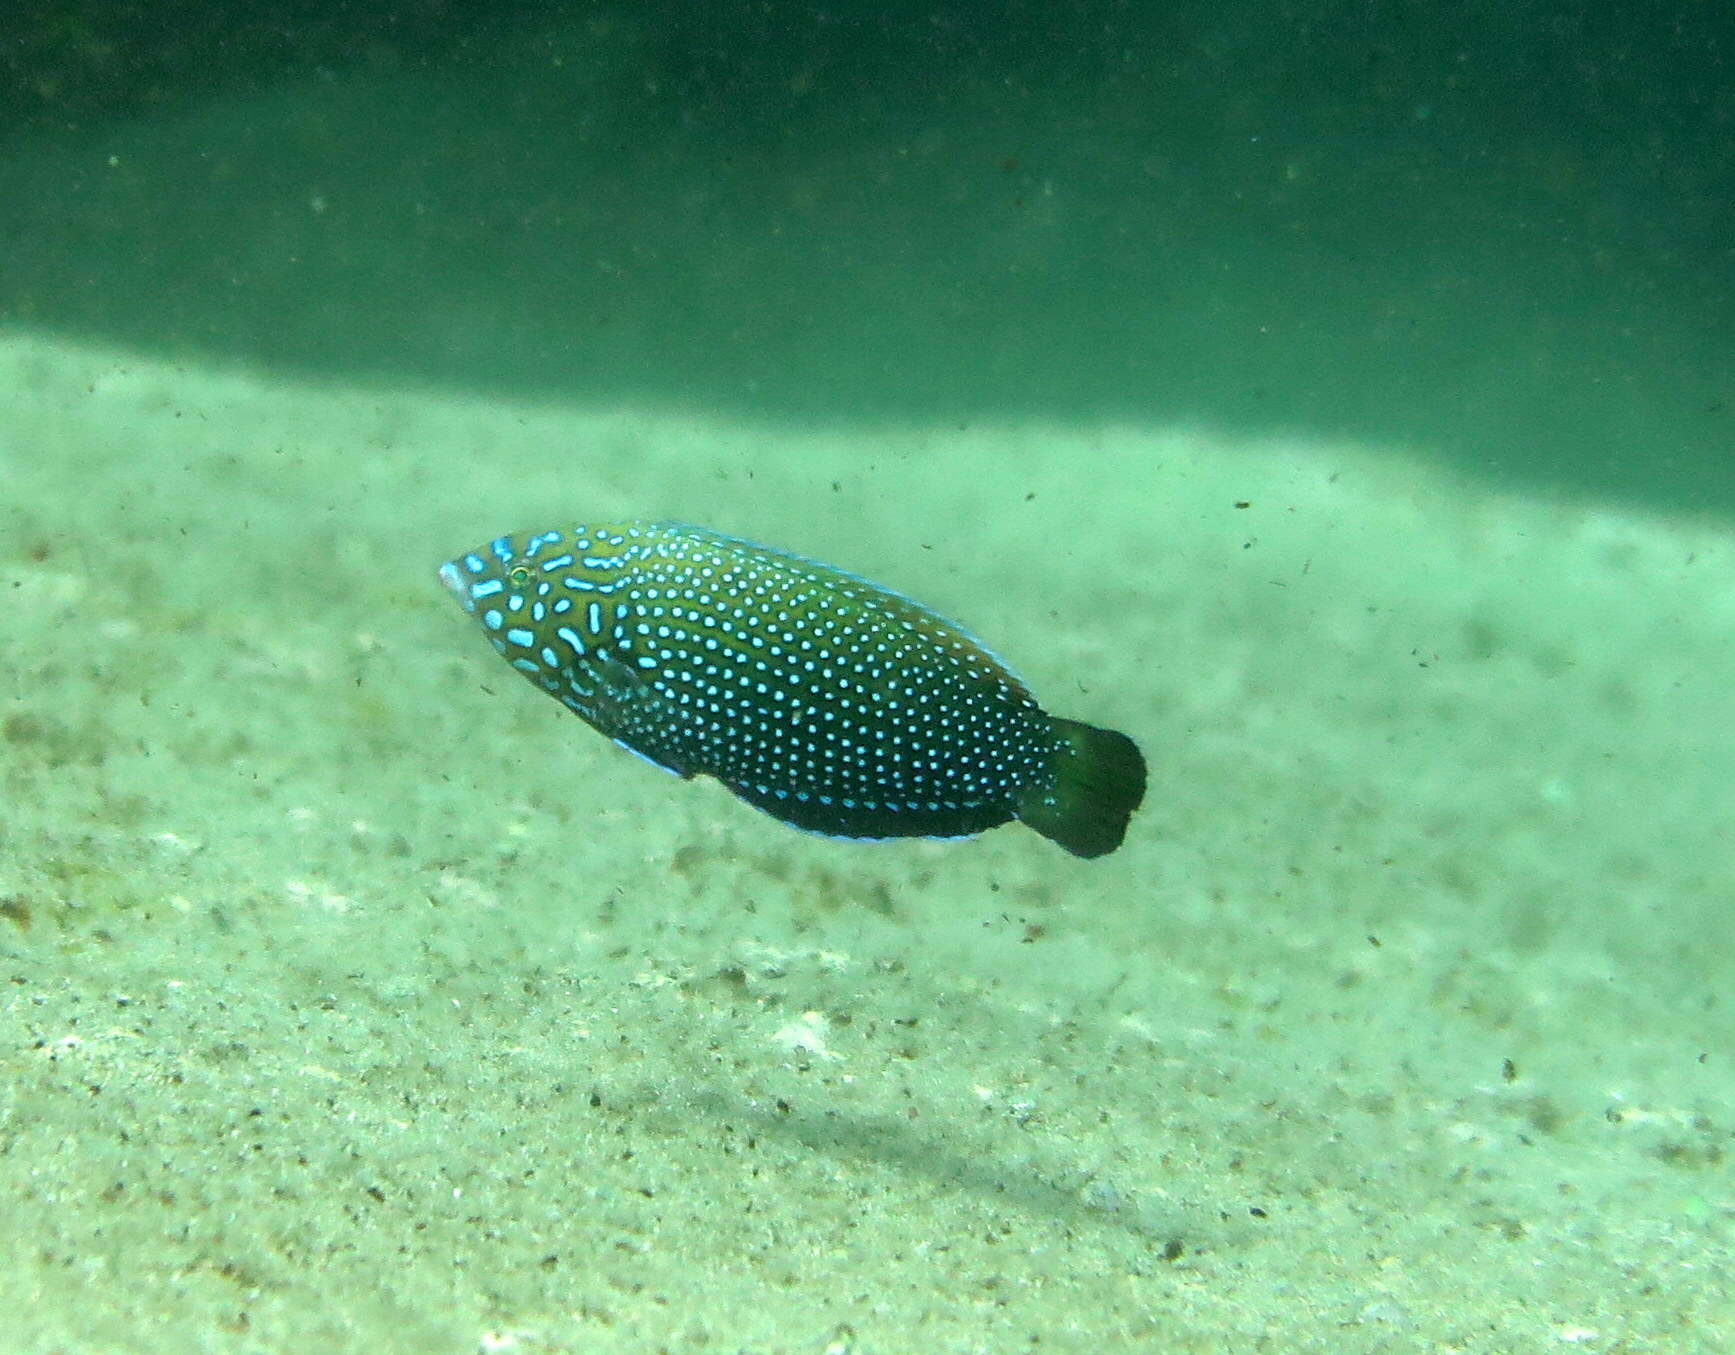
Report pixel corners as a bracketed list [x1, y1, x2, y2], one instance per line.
[437, 559, 477, 613]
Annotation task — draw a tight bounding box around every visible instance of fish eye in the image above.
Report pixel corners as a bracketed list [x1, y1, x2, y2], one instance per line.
[507, 563, 533, 587]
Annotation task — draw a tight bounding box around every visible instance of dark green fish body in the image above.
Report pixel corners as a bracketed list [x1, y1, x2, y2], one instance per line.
[438, 521, 1145, 857]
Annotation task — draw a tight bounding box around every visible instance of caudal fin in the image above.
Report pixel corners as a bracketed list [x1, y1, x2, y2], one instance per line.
[1017, 718, 1147, 858]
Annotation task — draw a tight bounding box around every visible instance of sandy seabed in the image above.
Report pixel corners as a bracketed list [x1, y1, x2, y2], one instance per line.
[2, 329, 1732, 1352]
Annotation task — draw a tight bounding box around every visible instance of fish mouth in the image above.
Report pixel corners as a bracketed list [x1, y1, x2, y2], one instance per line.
[436, 559, 476, 612]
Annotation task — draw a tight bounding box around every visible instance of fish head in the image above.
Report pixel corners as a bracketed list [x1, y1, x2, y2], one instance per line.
[436, 531, 549, 617]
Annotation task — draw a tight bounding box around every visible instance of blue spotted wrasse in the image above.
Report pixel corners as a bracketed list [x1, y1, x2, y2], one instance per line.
[438, 521, 1146, 857]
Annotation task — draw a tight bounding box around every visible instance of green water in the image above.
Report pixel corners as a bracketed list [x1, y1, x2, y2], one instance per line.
[2, 4, 1731, 1350]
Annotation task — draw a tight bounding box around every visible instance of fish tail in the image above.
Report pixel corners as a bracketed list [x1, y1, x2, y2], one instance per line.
[1017, 718, 1147, 858]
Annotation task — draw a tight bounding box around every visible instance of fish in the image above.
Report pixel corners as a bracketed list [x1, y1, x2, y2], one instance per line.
[437, 521, 1145, 858]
